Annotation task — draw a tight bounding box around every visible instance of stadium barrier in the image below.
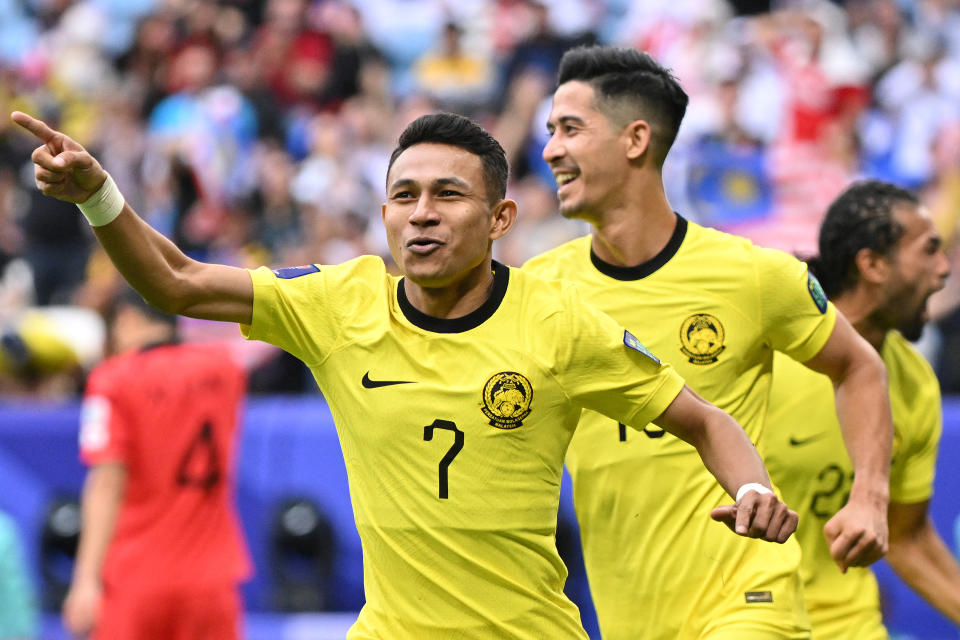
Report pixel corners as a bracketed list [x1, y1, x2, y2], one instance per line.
[1, 396, 958, 638]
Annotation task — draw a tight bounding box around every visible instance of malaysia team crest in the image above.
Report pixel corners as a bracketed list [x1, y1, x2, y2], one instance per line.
[481, 372, 533, 429]
[679, 313, 726, 364]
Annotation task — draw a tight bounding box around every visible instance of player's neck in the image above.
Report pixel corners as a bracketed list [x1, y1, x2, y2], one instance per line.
[833, 292, 887, 351]
[590, 195, 677, 268]
[403, 260, 496, 320]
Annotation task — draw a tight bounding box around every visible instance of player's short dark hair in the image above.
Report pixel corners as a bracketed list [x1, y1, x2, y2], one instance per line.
[808, 180, 919, 297]
[557, 45, 689, 167]
[387, 113, 509, 204]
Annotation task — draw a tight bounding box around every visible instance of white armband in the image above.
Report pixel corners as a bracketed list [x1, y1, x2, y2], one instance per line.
[736, 482, 773, 502]
[77, 173, 124, 227]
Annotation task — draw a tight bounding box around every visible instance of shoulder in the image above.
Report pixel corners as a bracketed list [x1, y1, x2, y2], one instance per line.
[884, 331, 938, 385]
[510, 267, 586, 315]
[87, 351, 138, 388]
[251, 255, 389, 303]
[521, 235, 591, 279]
[258, 255, 386, 285]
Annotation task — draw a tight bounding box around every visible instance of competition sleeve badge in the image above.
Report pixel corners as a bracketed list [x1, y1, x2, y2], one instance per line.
[624, 330, 660, 365]
[481, 372, 533, 429]
[807, 272, 828, 314]
[679, 313, 726, 364]
[273, 264, 320, 279]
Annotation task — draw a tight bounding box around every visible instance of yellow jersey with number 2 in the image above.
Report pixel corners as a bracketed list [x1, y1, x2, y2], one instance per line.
[763, 331, 941, 639]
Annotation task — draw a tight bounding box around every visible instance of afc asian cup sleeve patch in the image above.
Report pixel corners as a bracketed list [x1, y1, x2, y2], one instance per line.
[80, 395, 111, 451]
[272, 264, 320, 279]
[624, 330, 660, 365]
[807, 272, 828, 314]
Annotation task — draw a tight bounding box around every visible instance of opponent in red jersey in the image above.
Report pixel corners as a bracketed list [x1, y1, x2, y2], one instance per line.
[63, 289, 251, 640]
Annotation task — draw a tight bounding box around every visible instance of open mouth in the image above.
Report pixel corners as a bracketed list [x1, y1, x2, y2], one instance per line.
[406, 237, 444, 255]
[554, 170, 579, 193]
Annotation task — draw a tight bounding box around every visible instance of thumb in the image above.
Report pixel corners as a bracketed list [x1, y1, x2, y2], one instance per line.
[53, 150, 93, 171]
[710, 504, 737, 523]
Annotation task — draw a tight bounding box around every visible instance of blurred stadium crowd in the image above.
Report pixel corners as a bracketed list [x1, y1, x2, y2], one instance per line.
[1, 0, 959, 397]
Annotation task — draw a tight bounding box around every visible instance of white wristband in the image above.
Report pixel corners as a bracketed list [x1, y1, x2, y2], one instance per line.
[77, 173, 124, 227]
[736, 482, 773, 502]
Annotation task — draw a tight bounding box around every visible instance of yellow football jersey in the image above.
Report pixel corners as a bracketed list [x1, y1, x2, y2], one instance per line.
[764, 331, 942, 638]
[524, 216, 836, 639]
[240, 257, 685, 639]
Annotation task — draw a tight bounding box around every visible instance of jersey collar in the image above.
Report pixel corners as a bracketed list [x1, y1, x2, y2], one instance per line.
[590, 213, 688, 281]
[398, 261, 510, 333]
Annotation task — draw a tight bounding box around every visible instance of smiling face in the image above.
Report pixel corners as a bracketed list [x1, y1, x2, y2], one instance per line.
[879, 205, 951, 340]
[382, 143, 513, 288]
[542, 81, 634, 223]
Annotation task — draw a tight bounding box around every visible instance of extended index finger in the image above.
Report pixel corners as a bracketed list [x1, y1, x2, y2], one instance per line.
[11, 111, 58, 143]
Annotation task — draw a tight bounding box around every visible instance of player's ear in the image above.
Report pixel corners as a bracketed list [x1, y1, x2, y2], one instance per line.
[854, 247, 890, 285]
[624, 119, 652, 161]
[489, 199, 517, 241]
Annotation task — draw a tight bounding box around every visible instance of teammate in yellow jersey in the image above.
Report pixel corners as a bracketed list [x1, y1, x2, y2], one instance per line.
[13, 109, 798, 639]
[764, 180, 960, 636]
[523, 45, 894, 639]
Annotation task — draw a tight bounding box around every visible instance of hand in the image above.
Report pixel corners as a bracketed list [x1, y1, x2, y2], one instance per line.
[823, 499, 888, 572]
[10, 111, 107, 203]
[62, 579, 102, 637]
[711, 489, 798, 543]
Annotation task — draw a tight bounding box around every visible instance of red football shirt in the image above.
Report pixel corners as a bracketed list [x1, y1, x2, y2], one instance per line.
[79, 341, 251, 590]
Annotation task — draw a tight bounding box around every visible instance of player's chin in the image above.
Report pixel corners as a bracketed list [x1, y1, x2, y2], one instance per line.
[402, 262, 454, 288]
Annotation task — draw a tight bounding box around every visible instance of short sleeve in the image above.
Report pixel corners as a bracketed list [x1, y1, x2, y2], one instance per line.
[757, 246, 837, 363]
[240, 265, 332, 366]
[551, 285, 686, 428]
[79, 371, 130, 466]
[239, 257, 386, 367]
[890, 379, 942, 505]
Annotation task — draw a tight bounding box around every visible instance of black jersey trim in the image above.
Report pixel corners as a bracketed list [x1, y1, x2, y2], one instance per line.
[398, 261, 509, 333]
[590, 214, 688, 281]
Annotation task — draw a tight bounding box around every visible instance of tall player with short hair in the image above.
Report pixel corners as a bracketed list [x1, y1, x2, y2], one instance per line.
[524, 45, 894, 639]
[15, 108, 796, 639]
[62, 289, 250, 639]
[764, 181, 960, 636]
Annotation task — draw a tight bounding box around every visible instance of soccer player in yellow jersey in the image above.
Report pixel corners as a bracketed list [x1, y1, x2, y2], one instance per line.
[764, 180, 960, 636]
[13, 109, 799, 639]
[523, 45, 894, 639]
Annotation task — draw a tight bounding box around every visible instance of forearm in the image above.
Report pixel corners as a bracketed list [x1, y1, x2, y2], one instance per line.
[93, 205, 254, 323]
[887, 518, 960, 623]
[92, 205, 200, 314]
[690, 409, 771, 500]
[71, 464, 125, 587]
[832, 358, 891, 506]
[655, 388, 770, 499]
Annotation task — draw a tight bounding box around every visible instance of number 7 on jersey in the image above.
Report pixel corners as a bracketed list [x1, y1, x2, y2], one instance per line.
[423, 419, 464, 499]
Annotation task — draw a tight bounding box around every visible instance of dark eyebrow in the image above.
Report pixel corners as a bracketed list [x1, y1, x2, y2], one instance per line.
[554, 115, 586, 127]
[433, 177, 470, 190]
[387, 177, 471, 192]
[387, 178, 416, 192]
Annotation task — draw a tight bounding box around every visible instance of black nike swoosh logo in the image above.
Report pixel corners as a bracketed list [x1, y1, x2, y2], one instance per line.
[361, 372, 416, 389]
[788, 433, 827, 447]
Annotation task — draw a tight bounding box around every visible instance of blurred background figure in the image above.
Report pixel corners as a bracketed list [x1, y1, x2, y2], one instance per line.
[0, 510, 38, 640]
[62, 289, 250, 639]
